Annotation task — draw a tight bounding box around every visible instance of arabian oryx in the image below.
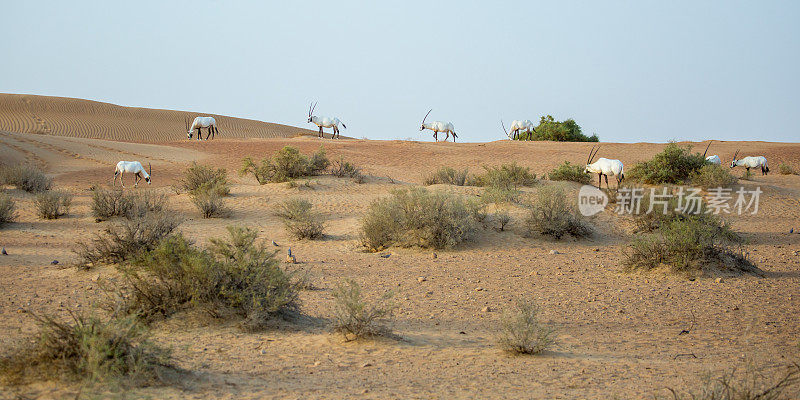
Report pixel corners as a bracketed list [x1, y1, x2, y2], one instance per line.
[584, 145, 624, 189]
[186, 116, 219, 140]
[113, 161, 151, 188]
[307, 102, 346, 139]
[501, 119, 536, 140]
[419, 109, 457, 142]
[730, 149, 769, 175]
[702, 141, 721, 165]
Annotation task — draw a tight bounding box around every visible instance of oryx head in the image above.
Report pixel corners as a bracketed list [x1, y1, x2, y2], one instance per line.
[186, 117, 193, 139]
[420, 109, 432, 131]
[143, 162, 152, 184]
[730, 149, 740, 168]
[585, 145, 600, 173]
[307, 102, 317, 123]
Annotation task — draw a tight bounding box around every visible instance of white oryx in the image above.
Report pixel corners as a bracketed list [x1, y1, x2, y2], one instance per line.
[702, 141, 721, 165]
[113, 161, 151, 188]
[584, 145, 624, 189]
[307, 102, 346, 139]
[419, 109, 457, 142]
[186, 116, 219, 140]
[730, 149, 770, 175]
[501, 119, 536, 140]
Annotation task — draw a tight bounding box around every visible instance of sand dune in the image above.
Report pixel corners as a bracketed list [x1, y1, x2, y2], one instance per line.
[0, 93, 318, 142]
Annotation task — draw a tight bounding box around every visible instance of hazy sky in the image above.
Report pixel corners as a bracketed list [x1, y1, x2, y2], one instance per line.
[2, 1, 798, 143]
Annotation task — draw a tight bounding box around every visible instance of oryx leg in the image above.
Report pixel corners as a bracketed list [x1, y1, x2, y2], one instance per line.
[134, 173, 140, 187]
[120, 171, 126, 188]
[113, 170, 119, 186]
[597, 173, 602, 189]
[604, 174, 609, 188]
[319, 126, 324, 138]
[196, 128, 202, 140]
[333, 126, 339, 139]
[205, 127, 212, 140]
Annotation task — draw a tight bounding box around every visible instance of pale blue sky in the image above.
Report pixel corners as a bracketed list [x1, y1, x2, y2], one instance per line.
[2, 1, 798, 142]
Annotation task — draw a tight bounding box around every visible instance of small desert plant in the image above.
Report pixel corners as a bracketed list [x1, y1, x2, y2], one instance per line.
[627, 143, 706, 184]
[0, 164, 52, 192]
[239, 146, 329, 184]
[0, 193, 17, 226]
[632, 187, 729, 234]
[495, 210, 511, 231]
[34, 190, 72, 219]
[0, 310, 172, 386]
[91, 187, 134, 220]
[779, 163, 795, 175]
[472, 163, 537, 190]
[663, 363, 800, 400]
[276, 198, 324, 239]
[547, 161, 591, 184]
[307, 147, 330, 175]
[424, 166, 469, 186]
[690, 164, 738, 189]
[331, 279, 395, 341]
[75, 213, 180, 269]
[496, 300, 554, 355]
[360, 187, 478, 251]
[524, 185, 591, 239]
[191, 188, 229, 218]
[180, 163, 229, 196]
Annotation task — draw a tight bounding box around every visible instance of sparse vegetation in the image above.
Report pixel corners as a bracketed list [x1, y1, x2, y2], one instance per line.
[690, 164, 738, 189]
[424, 166, 469, 186]
[276, 198, 324, 239]
[330, 157, 365, 183]
[495, 210, 511, 231]
[0, 310, 172, 386]
[180, 163, 230, 196]
[34, 190, 72, 219]
[632, 187, 727, 233]
[779, 163, 795, 175]
[547, 161, 591, 184]
[90, 188, 167, 220]
[239, 146, 329, 184]
[512, 115, 598, 142]
[663, 363, 800, 400]
[0, 193, 17, 227]
[331, 279, 395, 341]
[117, 228, 300, 329]
[627, 143, 706, 184]
[0, 164, 52, 192]
[496, 300, 554, 355]
[75, 213, 180, 269]
[360, 187, 478, 251]
[472, 163, 537, 190]
[191, 188, 229, 218]
[524, 185, 591, 239]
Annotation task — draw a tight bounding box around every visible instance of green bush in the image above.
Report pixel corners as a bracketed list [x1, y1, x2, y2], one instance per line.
[779, 163, 795, 175]
[547, 161, 591, 184]
[472, 163, 537, 190]
[360, 187, 478, 251]
[180, 163, 229, 196]
[632, 187, 731, 234]
[34, 190, 72, 219]
[524, 185, 591, 239]
[0, 164, 52, 193]
[627, 143, 706, 184]
[513, 115, 598, 142]
[239, 146, 329, 184]
[690, 164, 738, 189]
[424, 166, 469, 186]
[0, 193, 17, 227]
[331, 279, 395, 341]
[0, 310, 172, 386]
[624, 216, 758, 275]
[276, 198, 324, 239]
[496, 300, 554, 355]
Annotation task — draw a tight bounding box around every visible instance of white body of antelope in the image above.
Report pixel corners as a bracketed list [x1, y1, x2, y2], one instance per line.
[187, 116, 219, 140]
[501, 119, 535, 140]
[113, 161, 151, 188]
[419, 109, 457, 142]
[584, 146, 624, 189]
[307, 102, 346, 139]
[730, 149, 769, 175]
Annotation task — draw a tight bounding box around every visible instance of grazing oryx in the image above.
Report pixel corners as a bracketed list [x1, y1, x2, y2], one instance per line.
[113, 161, 151, 188]
[186, 116, 219, 140]
[702, 141, 721, 165]
[307, 102, 346, 139]
[419, 109, 457, 142]
[730, 149, 769, 175]
[584, 145, 624, 189]
[501, 119, 536, 140]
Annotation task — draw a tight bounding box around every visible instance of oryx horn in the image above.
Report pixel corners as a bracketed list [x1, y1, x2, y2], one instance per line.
[501, 120, 509, 137]
[702, 140, 712, 158]
[421, 109, 432, 125]
[587, 145, 600, 164]
[148, 162, 151, 176]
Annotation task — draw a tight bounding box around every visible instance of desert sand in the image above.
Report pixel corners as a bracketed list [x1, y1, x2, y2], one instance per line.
[1, 94, 799, 399]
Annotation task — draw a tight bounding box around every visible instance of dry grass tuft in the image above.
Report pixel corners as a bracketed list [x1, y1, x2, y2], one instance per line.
[496, 300, 554, 355]
[75, 213, 180, 269]
[276, 198, 325, 239]
[34, 190, 73, 219]
[0, 193, 17, 227]
[0, 164, 52, 193]
[331, 279, 395, 341]
[524, 185, 591, 239]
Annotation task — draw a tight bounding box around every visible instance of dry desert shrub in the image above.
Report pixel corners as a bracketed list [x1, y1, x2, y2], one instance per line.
[34, 190, 72, 219]
[276, 198, 324, 239]
[547, 161, 591, 184]
[0, 310, 172, 386]
[360, 187, 478, 251]
[0, 164, 52, 193]
[190, 188, 229, 218]
[0, 193, 17, 227]
[331, 279, 395, 341]
[627, 143, 706, 184]
[180, 163, 229, 196]
[75, 213, 180, 269]
[523, 185, 591, 239]
[496, 300, 554, 355]
[240, 146, 328, 184]
[663, 363, 800, 400]
[330, 157, 365, 183]
[778, 163, 795, 175]
[689, 164, 738, 189]
[424, 166, 469, 186]
[91, 188, 167, 221]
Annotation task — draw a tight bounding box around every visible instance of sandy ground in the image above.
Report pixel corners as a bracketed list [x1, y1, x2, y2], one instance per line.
[0, 97, 799, 399]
